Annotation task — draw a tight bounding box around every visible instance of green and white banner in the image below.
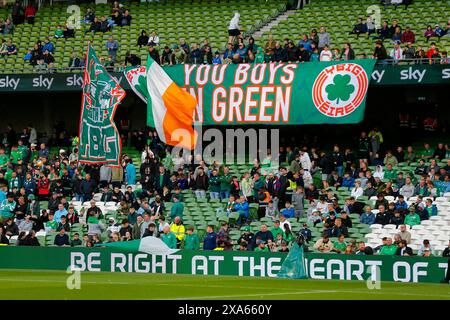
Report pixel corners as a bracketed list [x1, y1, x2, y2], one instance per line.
[125, 60, 377, 125]
[0, 247, 447, 283]
[78, 46, 126, 167]
[0, 64, 448, 92]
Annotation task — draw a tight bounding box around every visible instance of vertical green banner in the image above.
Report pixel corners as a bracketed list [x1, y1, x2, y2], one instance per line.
[79, 45, 126, 167]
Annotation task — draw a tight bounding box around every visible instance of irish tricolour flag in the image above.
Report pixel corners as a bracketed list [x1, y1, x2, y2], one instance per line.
[146, 55, 198, 150]
[98, 236, 179, 255]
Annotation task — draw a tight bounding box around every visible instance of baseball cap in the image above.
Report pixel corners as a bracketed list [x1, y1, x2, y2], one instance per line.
[241, 226, 251, 231]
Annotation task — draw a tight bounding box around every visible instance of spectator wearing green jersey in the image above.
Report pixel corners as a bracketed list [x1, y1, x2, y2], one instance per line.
[208, 169, 221, 200]
[219, 166, 232, 200]
[161, 225, 177, 249]
[404, 207, 421, 227]
[0, 148, 9, 170]
[270, 220, 283, 239]
[379, 238, 397, 255]
[421, 143, 434, 160]
[9, 146, 22, 166]
[183, 225, 200, 250]
[332, 234, 347, 253]
[0, 193, 16, 223]
[169, 195, 184, 221]
[45, 213, 58, 232]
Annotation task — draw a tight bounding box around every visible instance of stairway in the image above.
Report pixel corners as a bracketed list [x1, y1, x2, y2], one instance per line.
[250, 10, 298, 39]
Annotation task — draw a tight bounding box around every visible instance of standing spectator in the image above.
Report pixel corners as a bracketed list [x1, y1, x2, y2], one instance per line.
[373, 40, 388, 61]
[319, 44, 333, 61]
[203, 225, 217, 250]
[340, 42, 355, 60]
[11, 0, 25, 26]
[106, 36, 119, 62]
[318, 26, 330, 49]
[24, 2, 37, 25]
[228, 12, 240, 44]
[390, 42, 404, 63]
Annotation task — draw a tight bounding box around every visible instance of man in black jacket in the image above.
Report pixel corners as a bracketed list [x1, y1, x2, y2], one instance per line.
[442, 240, 450, 284]
[395, 240, 413, 256]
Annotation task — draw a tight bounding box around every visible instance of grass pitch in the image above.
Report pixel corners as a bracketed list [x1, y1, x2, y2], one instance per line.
[0, 269, 448, 300]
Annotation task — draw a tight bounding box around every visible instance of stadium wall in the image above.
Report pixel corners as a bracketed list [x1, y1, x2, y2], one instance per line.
[0, 247, 447, 283]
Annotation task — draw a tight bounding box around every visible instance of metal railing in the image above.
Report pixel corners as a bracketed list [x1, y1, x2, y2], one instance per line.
[0, 57, 447, 74]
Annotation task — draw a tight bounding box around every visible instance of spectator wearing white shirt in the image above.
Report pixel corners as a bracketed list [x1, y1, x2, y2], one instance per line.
[390, 42, 403, 63]
[300, 168, 313, 188]
[299, 150, 311, 171]
[319, 44, 333, 61]
[148, 31, 160, 46]
[351, 180, 364, 199]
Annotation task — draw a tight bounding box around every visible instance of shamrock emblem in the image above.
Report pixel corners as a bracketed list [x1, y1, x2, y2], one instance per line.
[325, 74, 355, 104]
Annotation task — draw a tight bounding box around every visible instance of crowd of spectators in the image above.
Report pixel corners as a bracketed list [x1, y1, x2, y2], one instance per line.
[0, 122, 448, 260]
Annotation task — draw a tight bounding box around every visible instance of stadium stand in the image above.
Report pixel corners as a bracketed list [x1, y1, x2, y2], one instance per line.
[0, 0, 287, 71]
[255, 0, 450, 58]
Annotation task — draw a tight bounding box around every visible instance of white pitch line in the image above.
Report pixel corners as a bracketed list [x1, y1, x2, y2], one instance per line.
[167, 290, 339, 300]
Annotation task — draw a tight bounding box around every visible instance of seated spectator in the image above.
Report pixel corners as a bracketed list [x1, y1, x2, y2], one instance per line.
[111, 11, 122, 27]
[349, 18, 367, 39]
[63, 24, 75, 38]
[418, 239, 434, 256]
[313, 234, 334, 253]
[42, 37, 54, 54]
[54, 228, 70, 246]
[396, 224, 411, 244]
[121, 10, 132, 27]
[212, 50, 221, 64]
[124, 51, 141, 66]
[137, 30, 149, 48]
[434, 24, 445, 40]
[68, 52, 81, 69]
[332, 234, 347, 253]
[24, 3, 37, 25]
[54, 24, 64, 38]
[84, 8, 95, 24]
[424, 25, 435, 42]
[404, 206, 421, 227]
[42, 50, 55, 68]
[395, 240, 413, 256]
[374, 205, 390, 225]
[379, 237, 397, 255]
[389, 210, 404, 226]
[280, 201, 295, 219]
[391, 27, 402, 43]
[161, 46, 173, 65]
[3, 39, 18, 56]
[88, 17, 101, 33]
[100, 16, 110, 33]
[401, 26, 415, 43]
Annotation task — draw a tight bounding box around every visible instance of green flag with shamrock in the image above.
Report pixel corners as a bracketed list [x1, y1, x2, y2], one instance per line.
[79, 45, 126, 167]
[125, 59, 376, 126]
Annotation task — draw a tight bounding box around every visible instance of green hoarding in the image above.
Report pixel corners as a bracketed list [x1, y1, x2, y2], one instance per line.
[0, 64, 448, 93]
[0, 247, 447, 283]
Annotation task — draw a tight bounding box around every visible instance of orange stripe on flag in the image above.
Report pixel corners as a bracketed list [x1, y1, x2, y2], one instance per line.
[161, 82, 198, 150]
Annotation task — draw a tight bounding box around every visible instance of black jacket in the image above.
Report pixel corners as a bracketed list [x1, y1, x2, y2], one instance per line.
[396, 246, 413, 256]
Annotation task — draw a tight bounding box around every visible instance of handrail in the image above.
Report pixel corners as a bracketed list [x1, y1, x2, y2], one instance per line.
[0, 58, 446, 74]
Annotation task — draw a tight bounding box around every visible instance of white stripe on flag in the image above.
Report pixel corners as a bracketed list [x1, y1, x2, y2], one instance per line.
[146, 60, 172, 143]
